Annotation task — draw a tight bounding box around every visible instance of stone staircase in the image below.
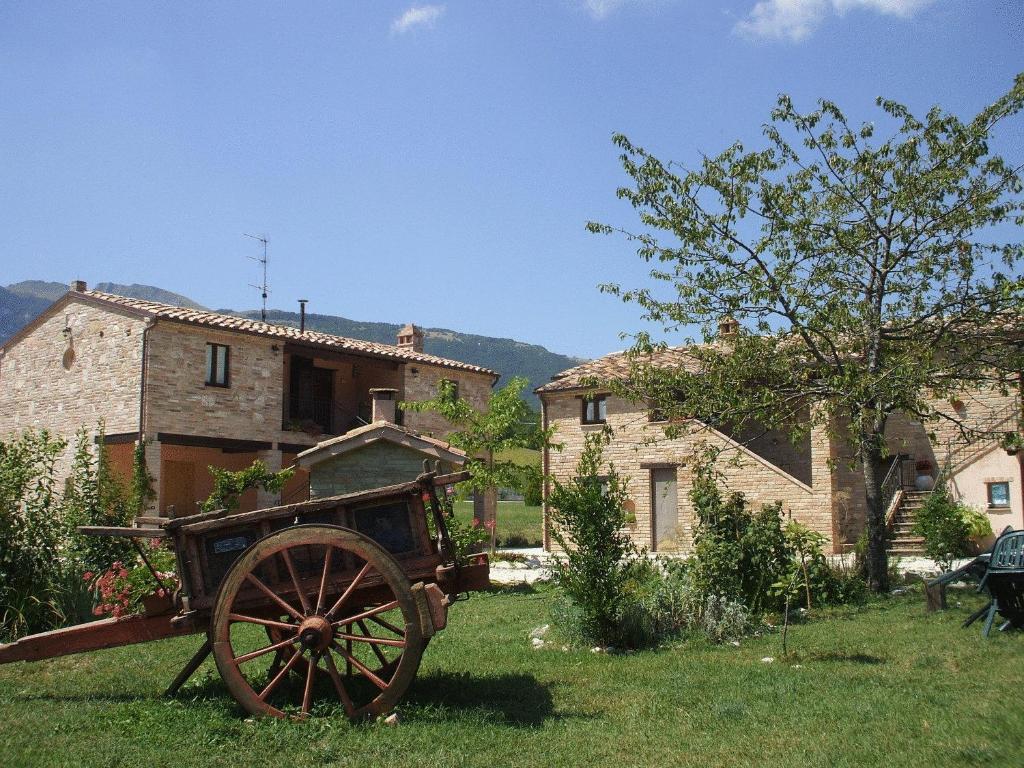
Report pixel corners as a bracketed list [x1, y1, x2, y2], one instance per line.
[888, 489, 930, 556]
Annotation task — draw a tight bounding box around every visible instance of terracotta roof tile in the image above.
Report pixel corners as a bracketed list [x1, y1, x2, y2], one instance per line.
[80, 290, 498, 377]
[535, 346, 702, 393]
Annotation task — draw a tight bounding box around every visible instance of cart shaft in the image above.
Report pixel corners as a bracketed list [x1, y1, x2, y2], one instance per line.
[0, 612, 199, 664]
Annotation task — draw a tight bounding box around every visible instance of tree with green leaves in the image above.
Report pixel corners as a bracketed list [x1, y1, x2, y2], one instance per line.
[589, 75, 1024, 592]
[401, 376, 553, 550]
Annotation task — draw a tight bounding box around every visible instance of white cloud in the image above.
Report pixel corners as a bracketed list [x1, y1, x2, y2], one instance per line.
[734, 0, 934, 42]
[582, 0, 628, 19]
[391, 4, 445, 35]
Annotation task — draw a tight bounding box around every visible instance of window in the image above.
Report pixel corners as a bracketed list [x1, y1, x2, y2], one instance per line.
[648, 406, 667, 423]
[205, 343, 230, 387]
[582, 394, 607, 424]
[987, 481, 1010, 508]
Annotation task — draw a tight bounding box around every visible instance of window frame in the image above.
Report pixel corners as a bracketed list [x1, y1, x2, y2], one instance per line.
[987, 481, 1011, 508]
[581, 394, 608, 425]
[205, 343, 231, 388]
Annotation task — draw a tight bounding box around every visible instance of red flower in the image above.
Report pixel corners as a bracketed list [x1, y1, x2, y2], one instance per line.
[82, 571, 94, 582]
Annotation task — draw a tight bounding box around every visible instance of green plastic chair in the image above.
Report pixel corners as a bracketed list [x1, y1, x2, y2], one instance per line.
[977, 529, 1024, 637]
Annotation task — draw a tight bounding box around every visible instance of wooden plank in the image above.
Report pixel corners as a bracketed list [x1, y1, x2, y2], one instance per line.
[77, 526, 168, 539]
[171, 481, 427, 534]
[0, 612, 200, 664]
[156, 432, 273, 452]
[431, 471, 472, 487]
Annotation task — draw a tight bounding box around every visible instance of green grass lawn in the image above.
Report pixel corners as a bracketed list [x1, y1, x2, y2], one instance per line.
[1, 586, 1022, 768]
[453, 500, 543, 547]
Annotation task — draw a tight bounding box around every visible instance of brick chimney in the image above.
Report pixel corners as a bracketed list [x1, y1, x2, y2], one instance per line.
[369, 388, 398, 423]
[70, 280, 87, 292]
[397, 323, 424, 353]
[718, 317, 740, 339]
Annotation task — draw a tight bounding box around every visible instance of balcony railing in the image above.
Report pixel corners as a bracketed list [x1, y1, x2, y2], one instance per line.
[288, 399, 331, 436]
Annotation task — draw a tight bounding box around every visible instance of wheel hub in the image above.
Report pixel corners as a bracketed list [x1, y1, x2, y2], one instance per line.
[297, 616, 333, 652]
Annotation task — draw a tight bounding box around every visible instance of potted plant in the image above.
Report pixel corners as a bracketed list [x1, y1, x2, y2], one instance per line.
[914, 459, 935, 491]
[1001, 431, 1024, 456]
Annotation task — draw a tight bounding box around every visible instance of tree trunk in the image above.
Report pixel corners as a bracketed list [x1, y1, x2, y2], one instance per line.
[861, 440, 890, 593]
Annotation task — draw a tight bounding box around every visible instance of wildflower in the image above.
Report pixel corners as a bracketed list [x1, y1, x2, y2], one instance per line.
[82, 571, 94, 582]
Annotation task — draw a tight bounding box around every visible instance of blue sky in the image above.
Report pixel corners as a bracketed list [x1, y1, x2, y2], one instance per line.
[1, 1, 1021, 359]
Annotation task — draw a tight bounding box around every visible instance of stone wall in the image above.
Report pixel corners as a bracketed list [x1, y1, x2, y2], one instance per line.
[309, 441, 459, 498]
[144, 322, 291, 444]
[542, 391, 835, 553]
[401, 364, 495, 437]
[0, 296, 146, 477]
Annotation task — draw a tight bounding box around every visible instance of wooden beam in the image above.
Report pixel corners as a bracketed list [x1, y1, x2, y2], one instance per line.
[156, 433, 273, 452]
[0, 613, 199, 664]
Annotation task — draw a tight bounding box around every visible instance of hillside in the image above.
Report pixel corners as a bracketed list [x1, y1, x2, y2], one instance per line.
[1, 281, 582, 405]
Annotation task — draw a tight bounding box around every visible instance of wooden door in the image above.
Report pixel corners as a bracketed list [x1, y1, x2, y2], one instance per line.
[163, 460, 196, 518]
[651, 467, 678, 551]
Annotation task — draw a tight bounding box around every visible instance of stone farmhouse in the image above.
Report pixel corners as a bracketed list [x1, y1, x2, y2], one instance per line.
[537, 345, 1023, 555]
[0, 281, 498, 516]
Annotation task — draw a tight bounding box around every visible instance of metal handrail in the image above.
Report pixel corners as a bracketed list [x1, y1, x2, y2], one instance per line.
[880, 458, 904, 526]
[940, 398, 1021, 480]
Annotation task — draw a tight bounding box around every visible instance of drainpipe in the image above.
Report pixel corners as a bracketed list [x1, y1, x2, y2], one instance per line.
[541, 395, 550, 552]
[138, 318, 154, 440]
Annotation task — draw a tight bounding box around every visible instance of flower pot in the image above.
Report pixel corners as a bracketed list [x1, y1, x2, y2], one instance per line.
[915, 474, 935, 491]
[142, 592, 174, 615]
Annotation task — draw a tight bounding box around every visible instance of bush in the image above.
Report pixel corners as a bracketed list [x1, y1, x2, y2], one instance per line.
[690, 469, 791, 614]
[548, 430, 635, 647]
[0, 427, 166, 641]
[0, 430, 69, 641]
[912, 484, 987, 570]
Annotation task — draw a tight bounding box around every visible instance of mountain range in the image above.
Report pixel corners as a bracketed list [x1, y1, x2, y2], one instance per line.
[0, 280, 583, 405]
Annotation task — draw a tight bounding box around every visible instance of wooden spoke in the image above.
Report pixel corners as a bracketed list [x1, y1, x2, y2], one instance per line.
[302, 652, 318, 717]
[332, 600, 399, 627]
[315, 546, 334, 614]
[228, 613, 298, 632]
[212, 525, 426, 721]
[233, 634, 300, 665]
[258, 648, 304, 701]
[244, 573, 303, 622]
[368, 614, 406, 637]
[280, 548, 311, 614]
[322, 650, 355, 717]
[345, 624, 353, 677]
[325, 561, 374, 620]
[358, 619, 394, 666]
[331, 641, 389, 690]
[336, 627, 406, 650]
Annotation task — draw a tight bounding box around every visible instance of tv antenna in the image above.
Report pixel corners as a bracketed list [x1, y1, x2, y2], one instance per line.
[243, 233, 269, 322]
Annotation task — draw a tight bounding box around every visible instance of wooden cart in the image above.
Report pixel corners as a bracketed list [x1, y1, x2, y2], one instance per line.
[0, 468, 489, 720]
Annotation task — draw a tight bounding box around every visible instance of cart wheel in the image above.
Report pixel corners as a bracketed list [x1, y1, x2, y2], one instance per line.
[211, 524, 425, 721]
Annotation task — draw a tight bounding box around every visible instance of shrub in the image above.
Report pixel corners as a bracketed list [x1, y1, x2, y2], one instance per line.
[689, 468, 790, 614]
[548, 430, 635, 647]
[912, 484, 981, 570]
[0, 430, 70, 641]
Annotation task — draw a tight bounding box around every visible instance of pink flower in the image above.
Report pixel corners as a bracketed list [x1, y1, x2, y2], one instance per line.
[82, 571, 94, 582]
[92, 606, 104, 616]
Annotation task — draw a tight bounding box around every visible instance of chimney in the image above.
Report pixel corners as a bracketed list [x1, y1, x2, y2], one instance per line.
[298, 299, 308, 333]
[718, 317, 740, 339]
[369, 388, 398, 423]
[396, 323, 424, 353]
[70, 280, 87, 293]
